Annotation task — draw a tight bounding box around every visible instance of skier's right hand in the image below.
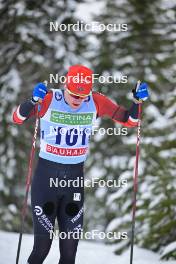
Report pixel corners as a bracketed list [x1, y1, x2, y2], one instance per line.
[132, 82, 149, 103]
[32, 83, 47, 102]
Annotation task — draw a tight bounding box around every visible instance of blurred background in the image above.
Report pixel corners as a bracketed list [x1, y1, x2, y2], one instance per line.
[0, 0, 176, 260]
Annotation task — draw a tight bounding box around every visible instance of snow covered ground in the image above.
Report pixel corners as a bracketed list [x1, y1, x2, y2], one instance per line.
[0, 231, 176, 264]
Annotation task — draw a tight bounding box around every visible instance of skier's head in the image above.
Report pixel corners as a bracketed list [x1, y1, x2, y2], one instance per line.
[64, 64, 93, 109]
[66, 64, 93, 97]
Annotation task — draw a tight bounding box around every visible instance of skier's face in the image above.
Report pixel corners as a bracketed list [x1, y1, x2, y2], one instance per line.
[64, 89, 87, 109]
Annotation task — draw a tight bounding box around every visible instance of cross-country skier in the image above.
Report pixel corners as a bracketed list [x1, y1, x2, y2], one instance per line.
[13, 65, 149, 264]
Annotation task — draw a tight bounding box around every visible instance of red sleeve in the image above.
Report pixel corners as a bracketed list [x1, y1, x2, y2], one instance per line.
[39, 91, 53, 117]
[92, 91, 138, 127]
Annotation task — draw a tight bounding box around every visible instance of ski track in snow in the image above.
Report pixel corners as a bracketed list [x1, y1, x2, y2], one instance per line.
[0, 231, 176, 264]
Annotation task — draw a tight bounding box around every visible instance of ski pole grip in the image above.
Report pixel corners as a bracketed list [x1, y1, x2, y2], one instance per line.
[43, 80, 48, 86]
[136, 80, 142, 115]
[136, 80, 141, 92]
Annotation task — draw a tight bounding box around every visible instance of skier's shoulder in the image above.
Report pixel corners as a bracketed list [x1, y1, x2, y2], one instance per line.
[92, 90, 108, 99]
[92, 90, 109, 105]
[91, 91, 107, 116]
[92, 90, 120, 118]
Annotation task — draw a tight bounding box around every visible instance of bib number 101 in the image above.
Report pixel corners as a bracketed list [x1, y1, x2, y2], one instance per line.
[55, 127, 90, 146]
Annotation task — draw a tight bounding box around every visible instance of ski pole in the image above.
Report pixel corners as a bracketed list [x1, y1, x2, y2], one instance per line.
[16, 81, 47, 264]
[130, 80, 142, 264]
[16, 106, 40, 264]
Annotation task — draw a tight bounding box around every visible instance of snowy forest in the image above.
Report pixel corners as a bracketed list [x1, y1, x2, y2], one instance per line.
[0, 0, 176, 261]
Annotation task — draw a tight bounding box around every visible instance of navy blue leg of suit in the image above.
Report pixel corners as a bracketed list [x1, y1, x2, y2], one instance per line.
[27, 158, 84, 264]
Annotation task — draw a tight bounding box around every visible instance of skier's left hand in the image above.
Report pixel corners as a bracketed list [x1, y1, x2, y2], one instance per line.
[132, 82, 149, 103]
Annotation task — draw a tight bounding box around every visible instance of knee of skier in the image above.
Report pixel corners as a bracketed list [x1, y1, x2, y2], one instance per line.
[65, 202, 79, 217]
[42, 201, 55, 216]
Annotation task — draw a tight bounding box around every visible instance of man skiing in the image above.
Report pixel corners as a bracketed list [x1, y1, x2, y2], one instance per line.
[13, 64, 149, 264]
